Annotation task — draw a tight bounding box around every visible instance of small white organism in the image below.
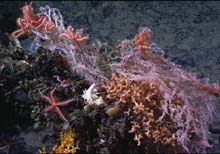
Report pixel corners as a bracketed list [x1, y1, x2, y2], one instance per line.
[82, 83, 98, 102]
[82, 83, 105, 111]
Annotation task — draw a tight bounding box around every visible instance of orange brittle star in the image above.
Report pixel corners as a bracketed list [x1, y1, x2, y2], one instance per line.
[12, 4, 55, 39]
[39, 87, 74, 123]
[134, 31, 151, 57]
[59, 25, 89, 49]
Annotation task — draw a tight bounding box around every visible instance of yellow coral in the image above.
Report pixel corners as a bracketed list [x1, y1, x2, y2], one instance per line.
[39, 129, 79, 154]
[39, 146, 46, 154]
[52, 129, 80, 154]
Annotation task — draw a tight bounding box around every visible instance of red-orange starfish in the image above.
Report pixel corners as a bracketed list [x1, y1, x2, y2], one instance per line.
[53, 75, 70, 88]
[12, 4, 55, 39]
[134, 31, 151, 57]
[59, 26, 89, 49]
[39, 87, 74, 123]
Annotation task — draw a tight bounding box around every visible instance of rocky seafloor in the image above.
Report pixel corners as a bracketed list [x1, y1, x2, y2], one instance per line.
[0, 1, 220, 154]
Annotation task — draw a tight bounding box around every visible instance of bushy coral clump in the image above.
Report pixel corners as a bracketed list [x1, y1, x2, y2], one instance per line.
[106, 29, 220, 152]
[101, 72, 217, 152]
[52, 129, 79, 154]
[39, 129, 79, 154]
[102, 74, 179, 146]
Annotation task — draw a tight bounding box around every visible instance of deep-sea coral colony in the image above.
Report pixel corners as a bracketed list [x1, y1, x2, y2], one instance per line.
[12, 4, 89, 50]
[12, 3, 220, 153]
[12, 3, 104, 84]
[12, 4, 55, 39]
[39, 129, 79, 154]
[102, 74, 177, 147]
[12, 4, 91, 122]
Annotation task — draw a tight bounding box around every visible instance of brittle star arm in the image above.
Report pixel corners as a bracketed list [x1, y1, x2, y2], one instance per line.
[34, 16, 47, 29]
[44, 98, 75, 112]
[12, 29, 25, 39]
[76, 36, 89, 42]
[54, 106, 68, 123]
[38, 88, 53, 104]
[49, 88, 56, 103]
[58, 33, 71, 42]
[39, 88, 70, 123]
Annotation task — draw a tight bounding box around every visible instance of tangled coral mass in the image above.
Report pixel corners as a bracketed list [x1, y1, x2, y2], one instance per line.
[7, 3, 220, 154]
[106, 31, 219, 152]
[101, 73, 215, 152]
[102, 75, 176, 146]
